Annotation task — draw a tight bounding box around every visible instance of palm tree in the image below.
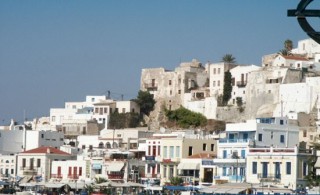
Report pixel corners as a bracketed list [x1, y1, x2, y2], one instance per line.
[278, 49, 289, 56]
[284, 39, 293, 51]
[222, 54, 236, 63]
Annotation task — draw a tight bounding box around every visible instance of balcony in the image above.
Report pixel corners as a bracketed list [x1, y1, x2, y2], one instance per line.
[67, 174, 79, 179]
[21, 166, 37, 175]
[213, 158, 246, 164]
[236, 81, 247, 87]
[144, 83, 158, 91]
[51, 174, 63, 179]
[258, 174, 281, 182]
[219, 138, 250, 144]
[107, 173, 124, 180]
[229, 175, 245, 182]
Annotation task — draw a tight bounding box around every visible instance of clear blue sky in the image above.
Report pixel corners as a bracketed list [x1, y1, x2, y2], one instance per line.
[0, 0, 307, 123]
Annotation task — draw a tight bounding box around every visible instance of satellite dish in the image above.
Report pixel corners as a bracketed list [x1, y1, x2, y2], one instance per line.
[160, 127, 166, 133]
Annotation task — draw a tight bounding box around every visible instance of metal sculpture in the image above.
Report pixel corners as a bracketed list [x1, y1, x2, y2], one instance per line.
[288, 0, 320, 44]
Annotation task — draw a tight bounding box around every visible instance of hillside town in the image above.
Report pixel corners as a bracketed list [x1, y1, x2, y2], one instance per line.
[2, 38, 320, 195]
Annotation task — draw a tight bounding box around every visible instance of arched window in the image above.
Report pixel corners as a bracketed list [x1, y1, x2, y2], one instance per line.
[98, 142, 104, 149]
[112, 142, 118, 148]
[105, 142, 111, 149]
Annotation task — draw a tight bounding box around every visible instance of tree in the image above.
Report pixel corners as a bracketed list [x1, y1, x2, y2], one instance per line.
[165, 107, 207, 128]
[169, 176, 183, 186]
[284, 39, 293, 51]
[222, 54, 236, 63]
[134, 90, 156, 116]
[222, 71, 232, 106]
[279, 39, 293, 56]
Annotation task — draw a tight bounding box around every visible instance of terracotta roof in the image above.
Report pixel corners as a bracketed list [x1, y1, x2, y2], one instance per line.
[21, 146, 70, 155]
[188, 153, 216, 159]
[282, 55, 309, 61]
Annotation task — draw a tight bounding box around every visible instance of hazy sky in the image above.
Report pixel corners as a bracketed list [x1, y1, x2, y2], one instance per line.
[0, 0, 308, 123]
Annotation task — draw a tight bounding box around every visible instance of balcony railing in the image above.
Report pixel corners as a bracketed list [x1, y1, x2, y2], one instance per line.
[236, 81, 247, 87]
[107, 173, 124, 180]
[67, 174, 79, 179]
[219, 138, 250, 143]
[20, 166, 37, 171]
[144, 83, 158, 90]
[51, 174, 63, 179]
[229, 175, 245, 182]
[258, 173, 281, 182]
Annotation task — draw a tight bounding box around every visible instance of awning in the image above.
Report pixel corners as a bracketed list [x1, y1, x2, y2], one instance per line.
[214, 188, 229, 193]
[107, 162, 124, 172]
[92, 163, 102, 170]
[177, 162, 200, 170]
[45, 183, 67, 188]
[226, 188, 247, 194]
[272, 188, 293, 194]
[315, 157, 320, 168]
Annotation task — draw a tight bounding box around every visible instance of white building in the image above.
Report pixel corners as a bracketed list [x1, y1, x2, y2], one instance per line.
[50, 95, 140, 131]
[0, 155, 16, 180]
[51, 158, 89, 182]
[208, 62, 237, 97]
[246, 146, 312, 190]
[0, 129, 64, 155]
[229, 64, 261, 105]
[255, 117, 299, 148]
[214, 120, 256, 183]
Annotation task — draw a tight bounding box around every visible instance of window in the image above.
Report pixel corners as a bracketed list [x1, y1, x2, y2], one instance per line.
[37, 159, 41, 167]
[169, 80, 172, 85]
[203, 144, 207, 151]
[30, 158, 34, 170]
[170, 90, 172, 95]
[211, 144, 214, 151]
[222, 167, 227, 176]
[275, 162, 281, 179]
[286, 162, 291, 175]
[223, 150, 227, 159]
[11, 169, 14, 174]
[176, 146, 180, 158]
[79, 167, 82, 176]
[218, 68, 221, 74]
[280, 120, 284, 125]
[22, 159, 26, 168]
[303, 162, 307, 176]
[188, 146, 193, 156]
[41, 134, 44, 139]
[218, 81, 220, 86]
[280, 135, 285, 143]
[241, 150, 245, 158]
[169, 146, 174, 158]
[163, 146, 167, 158]
[303, 130, 307, 137]
[262, 162, 268, 178]
[163, 166, 167, 178]
[52, 116, 55, 122]
[271, 131, 273, 139]
[122, 108, 125, 113]
[258, 134, 263, 141]
[158, 146, 160, 155]
[213, 81, 216, 87]
[178, 90, 181, 94]
[252, 162, 257, 174]
[104, 108, 108, 113]
[213, 68, 216, 74]
[169, 165, 174, 178]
